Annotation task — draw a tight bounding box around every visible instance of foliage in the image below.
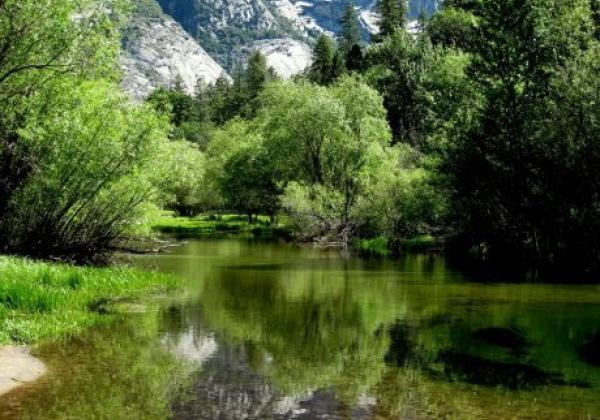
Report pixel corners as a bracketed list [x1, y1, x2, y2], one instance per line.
[365, 31, 436, 146]
[426, 7, 479, 49]
[2, 81, 174, 261]
[309, 35, 337, 85]
[0, 0, 125, 234]
[150, 213, 290, 238]
[258, 76, 394, 241]
[441, 0, 600, 266]
[375, 0, 408, 40]
[355, 144, 447, 241]
[339, 3, 362, 55]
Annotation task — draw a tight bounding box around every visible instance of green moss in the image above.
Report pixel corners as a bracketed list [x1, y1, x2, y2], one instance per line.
[0, 257, 178, 344]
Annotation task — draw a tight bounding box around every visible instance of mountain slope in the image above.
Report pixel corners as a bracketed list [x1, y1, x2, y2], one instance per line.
[156, 0, 319, 72]
[154, 0, 441, 75]
[121, 1, 227, 100]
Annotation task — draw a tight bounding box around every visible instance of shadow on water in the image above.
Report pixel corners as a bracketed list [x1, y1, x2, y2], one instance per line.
[472, 327, 530, 355]
[578, 331, 600, 367]
[432, 351, 590, 389]
[383, 322, 417, 367]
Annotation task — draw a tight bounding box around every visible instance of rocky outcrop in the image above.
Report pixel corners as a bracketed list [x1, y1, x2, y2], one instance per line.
[121, 11, 227, 101]
[253, 38, 312, 79]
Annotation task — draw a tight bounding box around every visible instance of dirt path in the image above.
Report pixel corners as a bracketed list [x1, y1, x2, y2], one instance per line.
[0, 346, 46, 396]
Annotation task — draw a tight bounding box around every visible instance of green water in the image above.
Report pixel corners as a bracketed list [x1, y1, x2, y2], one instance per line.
[1, 238, 600, 419]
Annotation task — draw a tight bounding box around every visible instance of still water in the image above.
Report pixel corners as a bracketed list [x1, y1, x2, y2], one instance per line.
[1, 238, 600, 419]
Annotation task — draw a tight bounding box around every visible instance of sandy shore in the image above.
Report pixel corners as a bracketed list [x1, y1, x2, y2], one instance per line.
[0, 346, 46, 396]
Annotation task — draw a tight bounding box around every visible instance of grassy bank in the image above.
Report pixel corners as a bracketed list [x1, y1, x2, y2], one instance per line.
[150, 213, 291, 238]
[0, 257, 177, 344]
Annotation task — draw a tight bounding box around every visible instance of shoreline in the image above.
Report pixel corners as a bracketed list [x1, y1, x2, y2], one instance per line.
[0, 346, 46, 397]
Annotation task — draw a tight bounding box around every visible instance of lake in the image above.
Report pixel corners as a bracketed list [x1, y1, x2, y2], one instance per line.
[1, 238, 599, 419]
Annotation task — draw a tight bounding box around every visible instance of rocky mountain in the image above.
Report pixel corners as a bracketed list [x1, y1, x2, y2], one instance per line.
[121, 0, 227, 100]
[153, 0, 441, 75]
[156, 0, 320, 73]
[120, 0, 442, 98]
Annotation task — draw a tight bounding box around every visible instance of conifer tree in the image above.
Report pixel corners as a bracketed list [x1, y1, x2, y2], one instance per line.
[375, 0, 407, 40]
[310, 35, 335, 85]
[340, 3, 361, 54]
[330, 49, 347, 81]
[346, 44, 364, 72]
[245, 51, 269, 100]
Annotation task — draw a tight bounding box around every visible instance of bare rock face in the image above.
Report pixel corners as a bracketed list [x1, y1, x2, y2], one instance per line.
[121, 13, 227, 101]
[253, 38, 312, 79]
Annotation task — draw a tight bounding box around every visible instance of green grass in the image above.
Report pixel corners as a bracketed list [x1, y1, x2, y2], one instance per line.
[353, 237, 392, 256]
[150, 213, 291, 238]
[0, 257, 178, 344]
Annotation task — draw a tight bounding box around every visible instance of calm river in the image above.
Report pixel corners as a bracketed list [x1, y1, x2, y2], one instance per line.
[1, 238, 600, 419]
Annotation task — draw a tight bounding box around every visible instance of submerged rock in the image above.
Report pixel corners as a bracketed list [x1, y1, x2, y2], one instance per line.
[578, 332, 600, 367]
[0, 346, 46, 396]
[435, 351, 579, 390]
[473, 327, 529, 355]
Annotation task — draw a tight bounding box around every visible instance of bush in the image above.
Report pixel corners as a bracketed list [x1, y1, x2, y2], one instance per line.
[1, 80, 173, 261]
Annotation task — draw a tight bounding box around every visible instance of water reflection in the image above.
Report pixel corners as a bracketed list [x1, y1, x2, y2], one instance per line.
[1, 238, 600, 419]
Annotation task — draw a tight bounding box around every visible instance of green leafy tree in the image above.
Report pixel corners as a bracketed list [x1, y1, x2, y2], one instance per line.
[5, 80, 173, 260]
[426, 7, 478, 49]
[259, 77, 391, 241]
[0, 0, 124, 235]
[443, 0, 598, 265]
[243, 50, 270, 116]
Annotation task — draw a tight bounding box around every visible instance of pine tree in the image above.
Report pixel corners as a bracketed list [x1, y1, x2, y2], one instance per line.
[340, 3, 361, 54]
[346, 44, 364, 72]
[310, 35, 335, 85]
[375, 0, 407, 40]
[245, 51, 269, 100]
[330, 49, 346, 81]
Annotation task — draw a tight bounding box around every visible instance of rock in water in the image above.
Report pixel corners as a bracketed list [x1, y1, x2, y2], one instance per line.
[0, 346, 47, 396]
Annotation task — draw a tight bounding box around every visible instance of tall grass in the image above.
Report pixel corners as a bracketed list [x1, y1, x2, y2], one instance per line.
[0, 257, 177, 344]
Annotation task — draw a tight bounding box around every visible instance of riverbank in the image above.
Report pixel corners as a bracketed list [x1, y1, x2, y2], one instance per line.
[152, 213, 441, 257]
[150, 213, 292, 238]
[0, 256, 178, 344]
